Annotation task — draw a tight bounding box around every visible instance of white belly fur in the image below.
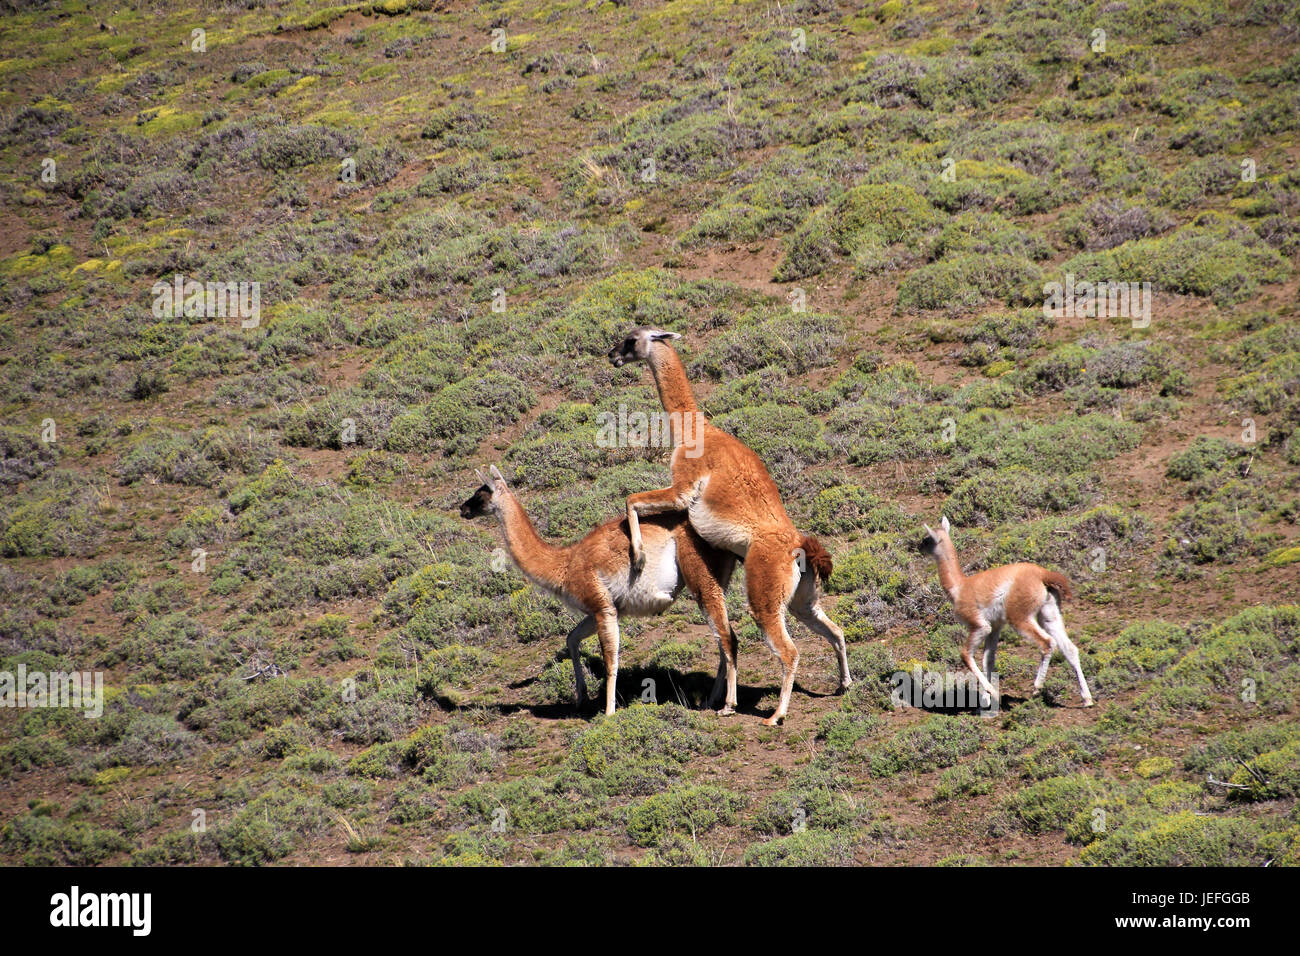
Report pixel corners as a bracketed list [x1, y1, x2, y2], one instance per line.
[603, 533, 681, 616]
[688, 500, 751, 557]
[984, 579, 1013, 628]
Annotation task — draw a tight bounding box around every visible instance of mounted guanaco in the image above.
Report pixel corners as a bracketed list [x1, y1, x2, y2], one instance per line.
[460, 465, 743, 715]
[918, 515, 1094, 708]
[608, 328, 851, 725]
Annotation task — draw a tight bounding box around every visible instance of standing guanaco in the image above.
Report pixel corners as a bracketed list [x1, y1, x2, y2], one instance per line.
[918, 516, 1094, 708]
[608, 328, 851, 725]
[460, 466, 743, 715]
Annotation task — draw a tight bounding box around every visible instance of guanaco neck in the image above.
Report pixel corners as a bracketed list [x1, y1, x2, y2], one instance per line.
[646, 343, 702, 448]
[492, 488, 568, 591]
[934, 541, 965, 601]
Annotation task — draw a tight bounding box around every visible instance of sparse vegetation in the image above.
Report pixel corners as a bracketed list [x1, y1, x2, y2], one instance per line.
[0, 0, 1295, 871]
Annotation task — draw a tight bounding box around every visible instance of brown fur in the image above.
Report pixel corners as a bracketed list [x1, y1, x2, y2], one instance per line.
[609, 330, 851, 724]
[920, 518, 1093, 707]
[1040, 569, 1073, 603]
[802, 535, 834, 584]
[461, 470, 742, 715]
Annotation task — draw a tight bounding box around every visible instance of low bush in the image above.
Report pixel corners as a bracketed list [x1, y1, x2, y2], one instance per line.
[625, 785, 746, 847]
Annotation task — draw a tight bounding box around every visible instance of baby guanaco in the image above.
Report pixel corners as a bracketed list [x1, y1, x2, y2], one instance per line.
[918, 516, 1094, 708]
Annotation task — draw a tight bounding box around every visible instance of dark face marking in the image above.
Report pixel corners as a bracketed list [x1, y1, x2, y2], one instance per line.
[917, 534, 938, 555]
[607, 334, 640, 368]
[459, 485, 493, 519]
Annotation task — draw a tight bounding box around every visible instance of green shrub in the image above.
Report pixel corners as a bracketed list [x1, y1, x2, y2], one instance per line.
[933, 762, 1000, 801]
[1163, 497, 1265, 566]
[822, 360, 1027, 467]
[1059, 197, 1174, 251]
[539, 269, 742, 359]
[985, 505, 1146, 573]
[775, 184, 940, 280]
[928, 310, 1051, 357]
[712, 403, 832, 470]
[0, 470, 105, 557]
[1160, 155, 1239, 208]
[867, 716, 985, 778]
[816, 708, 886, 755]
[421, 103, 490, 146]
[1093, 621, 1191, 691]
[1166, 436, 1251, 486]
[1098, 0, 1227, 45]
[1228, 740, 1300, 801]
[415, 645, 496, 701]
[452, 775, 612, 834]
[804, 483, 910, 536]
[254, 124, 355, 170]
[570, 89, 770, 198]
[1185, 722, 1300, 780]
[679, 145, 849, 246]
[896, 254, 1042, 312]
[567, 705, 725, 785]
[348, 726, 449, 780]
[1136, 605, 1300, 714]
[416, 156, 501, 196]
[725, 28, 837, 88]
[537, 835, 614, 866]
[1, 812, 130, 866]
[945, 467, 1096, 526]
[1135, 756, 1177, 779]
[561, 707, 733, 796]
[129, 830, 209, 865]
[119, 427, 279, 487]
[0, 735, 71, 775]
[1013, 343, 1092, 393]
[844, 51, 1031, 110]
[927, 211, 1051, 261]
[940, 414, 1141, 486]
[625, 785, 746, 847]
[742, 828, 857, 866]
[1144, 780, 1202, 811]
[827, 535, 911, 600]
[0, 426, 59, 487]
[214, 788, 329, 865]
[751, 770, 862, 835]
[840, 644, 906, 708]
[689, 308, 843, 379]
[385, 372, 533, 456]
[1058, 225, 1289, 307]
[1078, 811, 1278, 866]
[1085, 340, 1180, 389]
[997, 774, 1110, 835]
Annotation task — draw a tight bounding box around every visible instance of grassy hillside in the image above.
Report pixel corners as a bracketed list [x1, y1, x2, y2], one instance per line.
[1, 0, 1298, 866]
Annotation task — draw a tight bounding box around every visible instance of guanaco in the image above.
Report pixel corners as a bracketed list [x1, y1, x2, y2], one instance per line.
[918, 515, 1094, 708]
[608, 328, 851, 725]
[460, 465, 743, 715]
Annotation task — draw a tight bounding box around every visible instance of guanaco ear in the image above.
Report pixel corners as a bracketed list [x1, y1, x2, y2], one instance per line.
[922, 523, 935, 538]
[940, 515, 951, 533]
[489, 464, 505, 483]
[648, 329, 681, 342]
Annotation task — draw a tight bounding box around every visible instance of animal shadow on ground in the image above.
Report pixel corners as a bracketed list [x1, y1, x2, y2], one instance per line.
[488, 650, 846, 720]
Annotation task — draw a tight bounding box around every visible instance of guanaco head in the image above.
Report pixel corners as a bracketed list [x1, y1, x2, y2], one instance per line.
[917, 515, 952, 557]
[608, 327, 681, 367]
[459, 466, 508, 519]
[460, 484, 493, 519]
